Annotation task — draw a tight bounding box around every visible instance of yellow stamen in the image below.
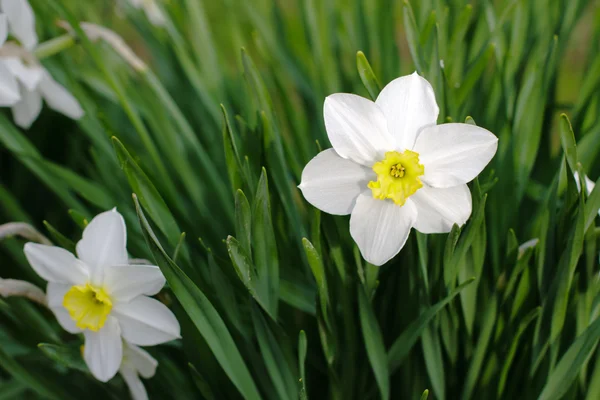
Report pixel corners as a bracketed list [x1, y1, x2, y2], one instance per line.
[63, 283, 113, 331]
[368, 150, 425, 206]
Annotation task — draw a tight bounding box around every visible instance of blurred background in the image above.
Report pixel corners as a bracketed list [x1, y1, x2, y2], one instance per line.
[2, 0, 600, 399]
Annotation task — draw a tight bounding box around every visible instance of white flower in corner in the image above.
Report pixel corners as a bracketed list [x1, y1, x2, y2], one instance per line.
[24, 209, 180, 382]
[0, 42, 84, 128]
[119, 341, 158, 400]
[0, 0, 38, 50]
[0, 14, 20, 105]
[299, 72, 498, 266]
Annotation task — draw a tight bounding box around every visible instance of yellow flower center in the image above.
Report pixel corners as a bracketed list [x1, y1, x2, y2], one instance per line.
[63, 283, 113, 332]
[368, 150, 425, 206]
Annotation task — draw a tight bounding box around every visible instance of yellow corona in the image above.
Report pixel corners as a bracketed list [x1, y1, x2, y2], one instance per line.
[368, 150, 425, 206]
[63, 283, 113, 331]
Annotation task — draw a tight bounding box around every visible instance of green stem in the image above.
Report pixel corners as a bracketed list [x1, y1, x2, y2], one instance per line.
[33, 34, 76, 60]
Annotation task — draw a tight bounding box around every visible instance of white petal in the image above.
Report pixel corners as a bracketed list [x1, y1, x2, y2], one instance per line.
[376, 72, 439, 150]
[1, 0, 38, 49]
[113, 296, 181, 346]
[324, 93, 394, 166]
[0, 14, 7, 45]
[413, 123, 498, 188]
[76, 209, 128, 285]
[0, 61, 20, 106]
[298, 149, 374, 215]
[83, 316, 123, 382]
[46, 282, 70, 307]
[11, 85, 41, 129]
[349, 193, 417, 266]
[23, 243, 89, 284]
[120, 366, 149, 400]
[2, 58, 43, 91]
[104, 265, 166, 303]
[39, 72, 84, 119]
[411, 184, 472, 234]
[123, 343, 158, 378]
[50, 306, 82, 334]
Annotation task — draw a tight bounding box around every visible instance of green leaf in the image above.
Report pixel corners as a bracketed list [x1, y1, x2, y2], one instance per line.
[68, 210, 89, 229]
[421, 325, 446, 400]
[235, 189, 253, 257]
[0, 346, 75, 400]
[402, 0, 424, 73]
[252, 168, 279, 315]
[461, 297, 497, 400]
[357, 51, 382, 100]
[188, 363, 217, 400]
[226, 236, 274, 319]
[251, 305, 297, 400]
[358, 288, 389, 400]
[112, 137, 182, 251]
[420, 389, 430, 400]
[388, 279, 475, 373]
[298, 330, 308, 400]
[43, 221, 76, 253]
[38, 343, 88, 373]
[222, 105, 244, 193]
[559, 114, 578, 173]
[133, 195, 262, 400]
[302, 237, 330, 326]
[538, 316, 600, 400]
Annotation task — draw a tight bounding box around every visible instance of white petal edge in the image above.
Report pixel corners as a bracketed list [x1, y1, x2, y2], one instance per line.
[413, 123, 498, 188]
[376, 72, 439, 150]
[83, 316, 123, 382]
[76, 209, 129, 285]
[50, 307, 83, 334]
[411, 184, 472, 234]
[104, 265, 166, 303]
[24, 243, 89, 285]
[120, 366, 149, 400]
[349, 193, 417, 266]
[39, 71, 84, 119]
[11, 85, 42, 129]
[0, 14, 7, 44]
[1, 0, 38, 49]
[46, 282, 70, 308]
[0, 60, 21, 106]
[324, 93, 394, 166]
[298, 149, 374, 215]
[123, 343, 158, 379]
[113, 296, 181, 346]
[1, 58, 43, 91]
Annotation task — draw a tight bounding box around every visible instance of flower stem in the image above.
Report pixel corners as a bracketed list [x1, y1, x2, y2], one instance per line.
[33, 34, 76, 60]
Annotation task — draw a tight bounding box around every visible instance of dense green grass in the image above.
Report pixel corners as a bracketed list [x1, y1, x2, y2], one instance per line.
[2, 0, 600, 399]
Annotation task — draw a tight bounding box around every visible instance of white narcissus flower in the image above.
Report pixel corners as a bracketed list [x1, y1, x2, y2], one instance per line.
[0, 0, 38, 50]
[119, 341, 158, 400]
[24, 209, 181, 382]
[0, 13, 20, 105]
[0, 43, 84, 128]
[299, 72, 498, 266]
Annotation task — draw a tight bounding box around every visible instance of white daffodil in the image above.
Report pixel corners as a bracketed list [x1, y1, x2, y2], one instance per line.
[24, 209, 181, 382]
[128, 0, 167, 27]
[0, 14, 20, 105]
[0, 42, 84, 128]
[0, 0, 38, 50]
[299, 72, 498, 266]
[119, 341, 158, 400]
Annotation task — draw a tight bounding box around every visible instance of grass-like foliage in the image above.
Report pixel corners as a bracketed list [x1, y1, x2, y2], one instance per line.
[1, 0, 600, 399]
